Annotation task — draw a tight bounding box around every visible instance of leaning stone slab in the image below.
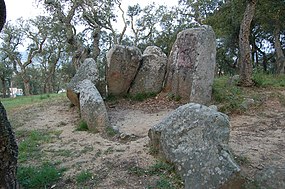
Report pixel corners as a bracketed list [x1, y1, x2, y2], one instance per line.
[165, 25, 216, 104]
[148, 103, 240, 189]
[67, 58, 99, 107]
[77, 79, 110, 132]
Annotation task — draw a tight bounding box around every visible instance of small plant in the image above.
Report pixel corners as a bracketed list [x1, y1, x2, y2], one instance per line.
[17, 162, 65, 189]
[76, 170, 93, 184]
[105, 126, 117, 137]
[76, 120, 89, 131]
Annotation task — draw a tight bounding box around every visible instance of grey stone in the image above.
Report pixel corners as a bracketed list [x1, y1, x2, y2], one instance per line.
[67, 58, 100, 106]
[77, 79, 110, 132]
[148, 103, 240, 189]
[165, 25, 216, 105]
[106, 45, 142, 96]
[129, 46, 167, 95]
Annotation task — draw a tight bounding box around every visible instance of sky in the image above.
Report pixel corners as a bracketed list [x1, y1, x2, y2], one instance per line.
[5, 0, 178, 22]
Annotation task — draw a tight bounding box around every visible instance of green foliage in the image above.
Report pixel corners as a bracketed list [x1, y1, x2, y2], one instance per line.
[17, 162, 65, 189]
[253, 72, 285, 88]
[212, 76, 244, 114]
[76, 120, 89, 131]
[76, 170, 93, 184]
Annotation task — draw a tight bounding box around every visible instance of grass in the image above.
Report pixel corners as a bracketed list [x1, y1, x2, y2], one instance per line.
[17, 162, 65, 189]
[253, 72, 285, 88]
[75, 119, 89, 131]
[76, 170, 93, 184]
[0, 93, 65, 112]
[17, 130, 54, 163]
[212, 73, 285, 114]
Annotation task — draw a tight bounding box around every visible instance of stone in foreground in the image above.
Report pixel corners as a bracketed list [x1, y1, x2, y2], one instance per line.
[148, 103, 240, 189]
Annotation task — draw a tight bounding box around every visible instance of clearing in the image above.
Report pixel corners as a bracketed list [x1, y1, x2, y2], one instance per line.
[7, 88, 285, 188]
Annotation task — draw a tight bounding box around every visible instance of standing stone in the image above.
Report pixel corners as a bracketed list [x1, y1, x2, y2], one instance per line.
[148, 103, 240, 189]
[106, 45, 142, 96]
[77, 79, 110, 132]
[67, 58, 99, 107]
[129, 46, 167, 95]
[165, 25, 216, 104]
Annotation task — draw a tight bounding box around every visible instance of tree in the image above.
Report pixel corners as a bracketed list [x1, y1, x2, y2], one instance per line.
[1, 18, 47, 95]
[238, 0, 257, 86]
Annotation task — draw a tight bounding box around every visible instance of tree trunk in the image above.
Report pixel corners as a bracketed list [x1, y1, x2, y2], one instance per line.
[0, 1, 19, 188]
[23, 79, 30, 96]
[274, 24, 285, 74]
[238, 0, 257, 86]
[0, 102, 18, 189]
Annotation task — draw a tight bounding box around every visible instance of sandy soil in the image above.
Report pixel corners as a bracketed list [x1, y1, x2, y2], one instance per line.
[9, 89, 285, 188]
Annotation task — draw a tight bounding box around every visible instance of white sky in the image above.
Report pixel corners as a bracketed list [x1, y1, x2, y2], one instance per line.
[5, 0, 178, 22]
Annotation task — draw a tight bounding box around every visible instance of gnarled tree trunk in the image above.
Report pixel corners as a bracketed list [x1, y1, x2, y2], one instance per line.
[238, 0, 257, 86]
[0, 0, 19, 188]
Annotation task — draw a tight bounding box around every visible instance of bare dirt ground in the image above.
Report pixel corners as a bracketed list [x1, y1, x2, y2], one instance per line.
[9, 89, 285, 189]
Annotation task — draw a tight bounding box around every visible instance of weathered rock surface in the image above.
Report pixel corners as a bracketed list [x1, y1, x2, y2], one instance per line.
[77, 79, 110, 132]
[129, 46, 167, 95]
[148, 103, 240, 189]
[106, 45, 142, 96]
[67, 58, 99, 107]
[165, 25, 216, 104]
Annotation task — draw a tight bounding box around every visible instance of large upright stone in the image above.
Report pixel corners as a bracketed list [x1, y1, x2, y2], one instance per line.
[77, 79, 110, 132]
[106, 45, 142, 96]
[148, 103, 240, 189]
[67, 58, 99, 107]
[129, 46, 167, 95]
[165, 25, 216, 104]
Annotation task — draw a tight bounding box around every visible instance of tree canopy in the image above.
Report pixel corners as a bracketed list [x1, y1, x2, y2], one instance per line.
[0, 0, 284, 95]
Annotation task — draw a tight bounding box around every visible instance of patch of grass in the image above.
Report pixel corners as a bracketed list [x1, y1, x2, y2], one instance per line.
[253, 72, 285, 88]
[1, 93, 65, 112]
[212, 76, 245, 114]
[17, 162, 65, 189]
[106, 126, 117, 137]
[127, 92, 157, 101]
[76, 170, 93, 184]
[75, 120, 89, 131]
[17, 130, 53, 163]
